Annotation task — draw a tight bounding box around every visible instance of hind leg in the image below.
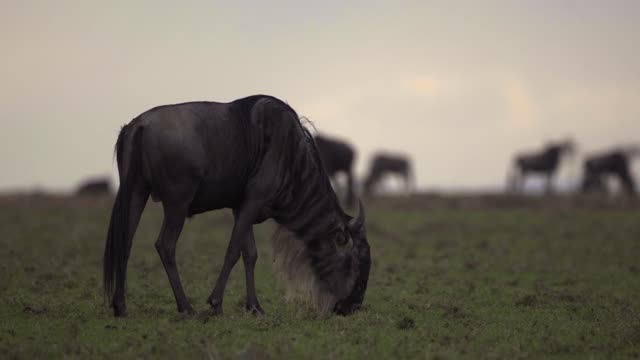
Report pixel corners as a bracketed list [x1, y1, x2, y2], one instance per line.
[403, 172, 411, 195]
[112, 182, 149, 317]
[545, 173, 554, 195]
[155, 204, 193, 314]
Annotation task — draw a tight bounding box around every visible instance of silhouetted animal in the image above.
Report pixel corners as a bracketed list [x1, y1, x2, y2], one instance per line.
[508, 140, 575, 194]
[363, 153, 413, 195]
[103, 95, 371, 318]
[314, 134, 356, 207]
[76, 177, 112, 196]
[581, 149, 637, 195]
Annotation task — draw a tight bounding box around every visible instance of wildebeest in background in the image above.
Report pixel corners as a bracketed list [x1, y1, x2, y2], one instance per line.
[314, 134, 356, 208]
[104, 95, 371, 318]
[581, 147, 639, 196]
[363, 153, 413, 195]
[75, 177, 113, 196]
[507, 139, 575, 194]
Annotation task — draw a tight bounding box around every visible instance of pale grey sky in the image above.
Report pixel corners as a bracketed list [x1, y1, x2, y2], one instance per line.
[1, 1, 639, 192]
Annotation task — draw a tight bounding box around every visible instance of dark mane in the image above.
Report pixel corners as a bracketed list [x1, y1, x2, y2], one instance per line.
[301, 127, 345, 214]
[313, 133, 357, 207]
[264, 98, 346, 235]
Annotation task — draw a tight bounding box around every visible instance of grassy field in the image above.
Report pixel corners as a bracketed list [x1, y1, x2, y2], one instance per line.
[1, 193, 639, 359]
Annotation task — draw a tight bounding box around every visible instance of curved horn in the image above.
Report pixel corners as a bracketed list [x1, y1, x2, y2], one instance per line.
[348, 199, 365, 229]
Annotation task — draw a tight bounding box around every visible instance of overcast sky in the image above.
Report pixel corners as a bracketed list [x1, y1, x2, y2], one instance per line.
[1, 0, 639, 192]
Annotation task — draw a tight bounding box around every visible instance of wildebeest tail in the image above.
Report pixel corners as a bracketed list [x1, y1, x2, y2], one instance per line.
[103, 125, 144, 302]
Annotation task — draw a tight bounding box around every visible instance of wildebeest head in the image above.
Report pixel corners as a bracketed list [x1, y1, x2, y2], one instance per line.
[332, 200, 371, 315]
[272, 201, 371, 316]
[550, 139, 576, 157]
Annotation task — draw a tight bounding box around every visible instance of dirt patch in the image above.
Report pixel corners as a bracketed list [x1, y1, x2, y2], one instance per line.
[464, 260, 479, 270]
[515, 294, 538, 307]
[22, 305, 47, 315]
[396, 316, 416, 330]
[237, 343, 271, 360]
[439, 304, 469, 319]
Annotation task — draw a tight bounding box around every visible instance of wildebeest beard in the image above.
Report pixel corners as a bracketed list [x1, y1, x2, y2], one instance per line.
[271, 226, 368, 314]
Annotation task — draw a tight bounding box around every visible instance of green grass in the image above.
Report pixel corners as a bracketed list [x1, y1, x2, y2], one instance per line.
[1, 194, 639, 359]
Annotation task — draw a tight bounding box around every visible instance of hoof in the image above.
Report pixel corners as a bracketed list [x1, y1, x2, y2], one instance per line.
[178, 304, 195, 315]
[333, 300, 359, 316]
[245, 303, 265, 316]
[206, 297, 223, 316]
[113, 306, 127, 318]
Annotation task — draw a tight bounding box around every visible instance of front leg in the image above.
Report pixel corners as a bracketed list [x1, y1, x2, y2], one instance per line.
[206, 206, 258, 315]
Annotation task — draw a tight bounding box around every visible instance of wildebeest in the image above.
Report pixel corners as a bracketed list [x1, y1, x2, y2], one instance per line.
[103, 95, 371, 318]
[363, 153, 413, 195]
[508, 140, 575, 194]
[581, 147, 639, 195]
[314, 134, 356, 207]
[76, 177, 112, 196]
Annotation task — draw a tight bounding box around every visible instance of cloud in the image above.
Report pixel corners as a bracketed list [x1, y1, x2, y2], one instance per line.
[550, 88, 640, 117]
[504, 79, 536, 129]
[403, 74, 461, 99]
[405, 76, 442, 97]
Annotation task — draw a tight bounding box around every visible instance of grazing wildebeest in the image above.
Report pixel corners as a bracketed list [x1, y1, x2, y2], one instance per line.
[103, 95, 371, 318]
[363, 153, 413, 195]
[76, 177, 112, 196]
[581, 147, 639, 195]
[314, 134, 356, 208]
[508, 140, 575, 194]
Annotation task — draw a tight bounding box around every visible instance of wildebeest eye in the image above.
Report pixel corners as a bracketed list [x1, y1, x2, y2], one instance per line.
[335, 233, 353, 250]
